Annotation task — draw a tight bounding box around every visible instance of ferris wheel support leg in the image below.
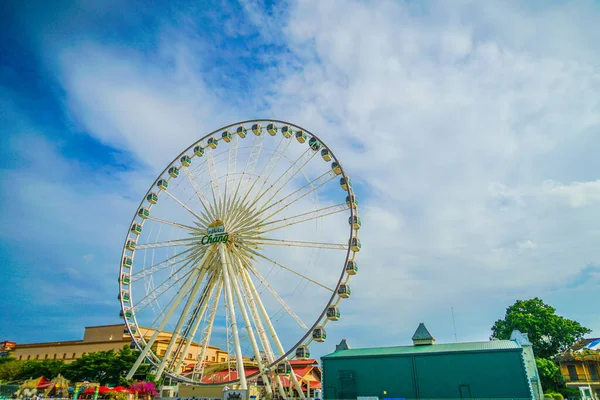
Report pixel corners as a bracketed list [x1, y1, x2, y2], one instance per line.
[155, 264, 210, 379]
[240, 261, 286, 398]
[196, 282, 223, 381]
[236, 258, 285, 398]
[226, 252, 273, 395]
[125, 258, 206, 380]
[219, 244, 248, 390]
[173, 279, 218, 373]
[241, 268, 306, 399]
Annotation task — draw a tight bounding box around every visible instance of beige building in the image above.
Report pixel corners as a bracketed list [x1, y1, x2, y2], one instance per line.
[12, 324, 228, 373]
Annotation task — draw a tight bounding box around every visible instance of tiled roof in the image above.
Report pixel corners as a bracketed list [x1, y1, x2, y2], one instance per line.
[586, 338, 600, 350]
[289, 358, 318, 365]
[323, 340, 520, 359]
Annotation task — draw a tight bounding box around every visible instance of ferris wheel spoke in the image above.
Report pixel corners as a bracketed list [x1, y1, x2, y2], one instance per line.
[231, 136, 292, 223]
[254, 203, 349, 234]
[256, 170, 338, 223]
[195, 280, 223, 381]
[134, 250, 215, 314]
[162, 189, 211, 227]
[230, 132, 265, 212]
[222, 135, 239, 221]
[246, 264, 308, 331]
[235, 244, 334, 293]
[135, 237, 196, 251]
[130, 247, 197, 282]
[170, 274, 218, 374]
[245, 237, 348, 251]
[146, 216, 197, 232]
[252, 146, 318, 215]
[133, 266, 195, 313]
[205, 148, 223, 218]
[181, 166, 218, 220]
[225, 251, 273, 392]
[240, 267, 306, 399]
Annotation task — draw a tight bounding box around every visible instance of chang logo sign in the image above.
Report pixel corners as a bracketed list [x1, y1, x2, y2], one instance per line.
[201, 220, 229, 245]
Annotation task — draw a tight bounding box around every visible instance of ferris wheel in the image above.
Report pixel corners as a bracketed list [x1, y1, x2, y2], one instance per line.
[118, 120, 361, 397]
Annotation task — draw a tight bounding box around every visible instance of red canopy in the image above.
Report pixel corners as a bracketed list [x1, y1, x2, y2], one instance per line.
[111, 386, 132, 393]
[37, 377, 53, 389]
[82, 386, 111, 394]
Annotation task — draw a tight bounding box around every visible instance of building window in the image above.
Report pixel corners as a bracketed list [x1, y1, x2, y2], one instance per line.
[590, 363, 599, 381]
[35, 355, 39, 359]
[211, 356, 215, 361]
[63, 353, 67, 359]
[188, 353, 192, 359]
[27, 355, 31, 360]
[205, 356, 208, 360]
[567, 364, 578, 381]
[44, 354, 48, 359]
[53, 354, 57, 359]
[220, 357, 225, 362]
[72, 353, 76, 359]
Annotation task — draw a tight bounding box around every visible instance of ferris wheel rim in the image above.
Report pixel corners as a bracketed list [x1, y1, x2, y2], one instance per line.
[118, 119, 359, 386]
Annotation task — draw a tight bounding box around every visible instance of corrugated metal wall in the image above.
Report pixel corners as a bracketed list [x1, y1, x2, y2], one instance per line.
[322, 350, 532, 400]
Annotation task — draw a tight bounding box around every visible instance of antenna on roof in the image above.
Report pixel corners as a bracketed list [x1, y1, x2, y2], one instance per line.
[451, 307, 458, 343]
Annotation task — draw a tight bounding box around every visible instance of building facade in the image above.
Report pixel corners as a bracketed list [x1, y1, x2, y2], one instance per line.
[321, 323, 541, 400]
[557, 337, 600, 400]
[10, 324, 227, 373]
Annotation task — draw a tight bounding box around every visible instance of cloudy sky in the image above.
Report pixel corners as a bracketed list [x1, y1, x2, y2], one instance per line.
[1, 0, 599, 361]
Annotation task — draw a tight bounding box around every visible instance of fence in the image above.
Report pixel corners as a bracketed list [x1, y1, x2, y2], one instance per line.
[0, 385, 19, 398]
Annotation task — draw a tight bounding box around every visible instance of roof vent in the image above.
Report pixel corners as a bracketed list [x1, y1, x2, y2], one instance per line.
[412, 322, 435, 346]
[336, 339, 350, 351]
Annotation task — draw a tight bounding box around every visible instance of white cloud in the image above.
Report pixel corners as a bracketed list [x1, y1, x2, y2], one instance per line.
[542, 180, 600, 207]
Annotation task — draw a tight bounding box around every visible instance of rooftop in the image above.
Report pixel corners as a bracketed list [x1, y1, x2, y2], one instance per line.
[322, 340, 520, 359]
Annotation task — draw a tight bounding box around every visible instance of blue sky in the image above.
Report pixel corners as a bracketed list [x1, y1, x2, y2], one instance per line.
[1, 0, 600, 362]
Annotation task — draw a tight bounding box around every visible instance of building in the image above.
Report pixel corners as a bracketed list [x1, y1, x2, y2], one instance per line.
[557, 337, 600, 399]
[0, 341, 17, 357]
[321, 323, 542, 400]
[10, 324, 228, 373]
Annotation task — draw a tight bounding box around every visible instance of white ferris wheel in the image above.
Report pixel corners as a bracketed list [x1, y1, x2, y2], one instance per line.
[118, 120, 361, 397]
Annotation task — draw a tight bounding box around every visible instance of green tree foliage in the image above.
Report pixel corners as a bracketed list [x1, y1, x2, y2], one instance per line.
[62, 350, 117, 384]
[18, 360, 65, 380]
[0, 345, 147, 385]
[536, 357, 564, 391]
[0, 359, 24, 383]
[62, 345, 149, 386]
[491, 297, 591, 358]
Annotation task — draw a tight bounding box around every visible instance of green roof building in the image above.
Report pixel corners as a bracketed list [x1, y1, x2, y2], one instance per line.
[321, 323, 542, 400]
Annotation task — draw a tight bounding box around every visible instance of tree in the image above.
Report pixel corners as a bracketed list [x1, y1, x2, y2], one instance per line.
[62, 350, 117, 384]
[535, 357, 563, 391]
[0, 357, 18, 365]
[490, 298, 591, 359]
[62, 345, 150, 386]
[17, 359, 65, 380]
[0, 359, 24, 383]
